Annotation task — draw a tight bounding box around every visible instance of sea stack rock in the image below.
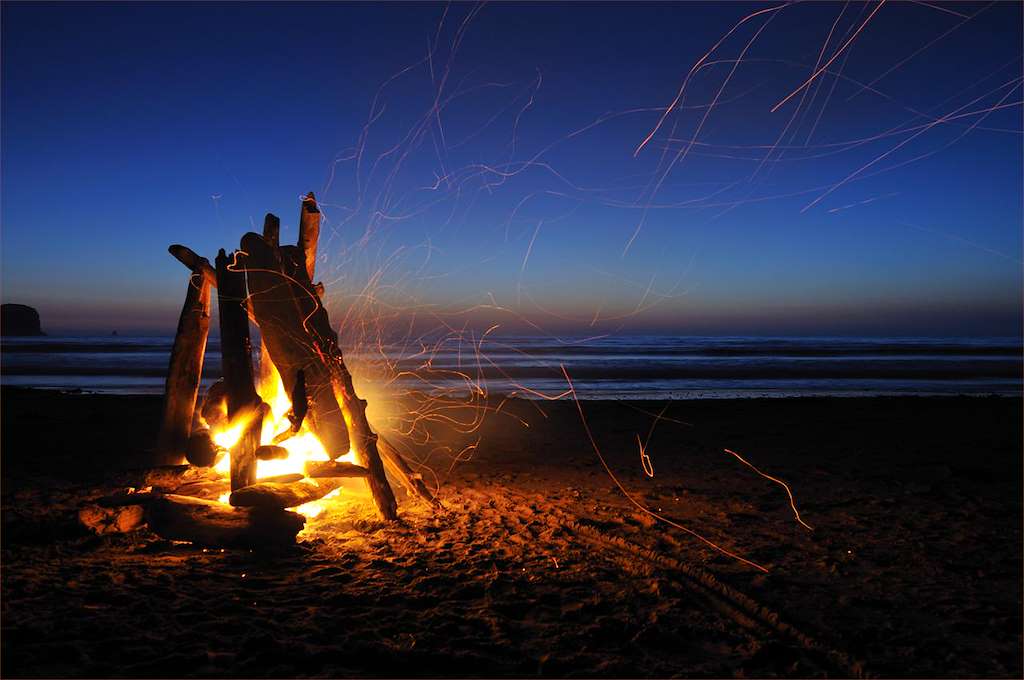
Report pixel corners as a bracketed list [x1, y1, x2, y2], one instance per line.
[1, 304, 45, 336]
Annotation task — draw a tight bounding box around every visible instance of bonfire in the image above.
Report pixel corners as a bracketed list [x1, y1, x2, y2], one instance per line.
[84, 192, 436, 547]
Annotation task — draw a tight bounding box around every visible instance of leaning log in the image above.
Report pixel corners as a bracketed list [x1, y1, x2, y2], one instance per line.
[238, 232, 350, 458]
[146, 494, 305, 547]
[304, 460, 369, 478]
[229, 478, 342, 510]
[156, 268, 212, 465]
[216, 249, 262, 491]
[298, 192, 320, 281]
[260, 228, 398, 519]
[276, 236, 399, 520]
[168, 244, 217, 288]
[378, 436, 440, 507]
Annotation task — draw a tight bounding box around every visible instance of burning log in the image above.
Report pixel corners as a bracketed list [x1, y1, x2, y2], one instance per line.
[255, 215, 403, 521]
[241, 228, 398, 519]
[186, 428, 220, 468]
[287, 369, 309, 431]
[216, 249, 263, 491]
[268, 370, 310, 445]
[273, 195, 401, 518]
[228, 478, 342, 510]
[259, 473, 304, 484]
[146, 494, 305, 548]
[281, 260, 429, 504]
[156, 259, 213, 465]
[238, 232, 351, 457]
[172, 478, 230, 500]
[255, 445, 289, 461]
[304, 460, 369, 478]
[199, 379, 228, 430]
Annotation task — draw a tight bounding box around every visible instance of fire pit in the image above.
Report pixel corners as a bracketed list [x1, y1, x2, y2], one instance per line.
[82, 192, 436, 547]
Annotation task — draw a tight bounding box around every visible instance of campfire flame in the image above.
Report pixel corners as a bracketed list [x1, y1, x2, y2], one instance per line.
[210, 354, 357, 519]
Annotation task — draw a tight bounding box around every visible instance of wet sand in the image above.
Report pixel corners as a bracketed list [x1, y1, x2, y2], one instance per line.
[2, 388, 1021, 677]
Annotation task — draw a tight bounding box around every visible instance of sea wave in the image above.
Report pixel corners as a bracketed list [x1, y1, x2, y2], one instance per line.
[1, 335, 1020, 398]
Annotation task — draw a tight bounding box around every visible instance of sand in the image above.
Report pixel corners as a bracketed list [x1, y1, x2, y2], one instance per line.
[2, 388, 1021, 677]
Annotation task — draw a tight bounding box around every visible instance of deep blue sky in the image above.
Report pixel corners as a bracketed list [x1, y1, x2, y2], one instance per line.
[3, 1, 1021, 336]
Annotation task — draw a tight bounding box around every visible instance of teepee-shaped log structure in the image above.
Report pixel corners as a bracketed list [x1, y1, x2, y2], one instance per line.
[154, 191, 436, 538]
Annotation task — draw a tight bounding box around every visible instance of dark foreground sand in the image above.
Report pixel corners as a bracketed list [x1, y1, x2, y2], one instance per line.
[2, 388, 1021, 678]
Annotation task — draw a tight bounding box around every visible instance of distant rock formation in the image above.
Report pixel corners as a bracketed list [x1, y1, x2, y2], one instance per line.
[1, 304, 45, 336]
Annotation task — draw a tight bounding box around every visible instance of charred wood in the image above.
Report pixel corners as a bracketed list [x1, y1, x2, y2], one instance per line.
[146, 493, 305, 547]
[304, 460, 369, 478]
[228, 478, 342, 510]
[216, 249, 262, 491]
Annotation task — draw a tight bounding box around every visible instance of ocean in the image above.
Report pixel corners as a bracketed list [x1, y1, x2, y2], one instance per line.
[1, 335, 1020, 399]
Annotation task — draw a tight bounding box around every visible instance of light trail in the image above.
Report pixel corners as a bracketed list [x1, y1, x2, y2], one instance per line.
[562, 365, 770, 573]
[770, 0, 887, 113]
[723, 448, 813, 531]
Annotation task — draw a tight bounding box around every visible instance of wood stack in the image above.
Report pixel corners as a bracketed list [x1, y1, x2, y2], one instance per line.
[126, 191, 438, 548]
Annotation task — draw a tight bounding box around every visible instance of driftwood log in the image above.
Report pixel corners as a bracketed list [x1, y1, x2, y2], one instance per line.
[259, 473, 304, 484]
[216, 249, 262, 491]
[378, 436, 439, 506]
[156, 259, 213, 465]
[279, 243, 406, 514]
[238, 234, 351, 457]
[146, 494, 305, 547]
[169, 245, 217, 288]
[79, 504, 146, 535]
[263, 212, 280, 248]
[304, 460, 369, 478]
[172, 478, 230, 500]
[240, 222, 399, 520]
[185, 428, 220, 467]
[199, 379, 228, 430]
[104, 464, 221, 492]
[298, 192, 320, 282]
[229, 478, 342, 510]
[256, 445, 289, 460]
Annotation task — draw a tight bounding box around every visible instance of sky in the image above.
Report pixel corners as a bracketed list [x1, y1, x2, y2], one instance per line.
[2, 1, 1021, 337]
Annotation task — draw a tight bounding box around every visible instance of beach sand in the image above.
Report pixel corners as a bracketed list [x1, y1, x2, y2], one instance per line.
[2, 388, 1020, 677]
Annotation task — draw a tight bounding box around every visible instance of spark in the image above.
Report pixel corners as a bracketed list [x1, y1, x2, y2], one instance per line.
[636, 402, 671, 478]
[909, 0, 969, 19]
[634, 3, 789, 157]
[637, 435, 655, 478]
[562, 365, 769, 573]
[826, 191, 900, 213]
[846, 2, 993, 101]
[625, 5, 781, 255]
[802, 77, 1022, 211]
[770, 0, 887, 113]
[723, 448, 813, 531]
